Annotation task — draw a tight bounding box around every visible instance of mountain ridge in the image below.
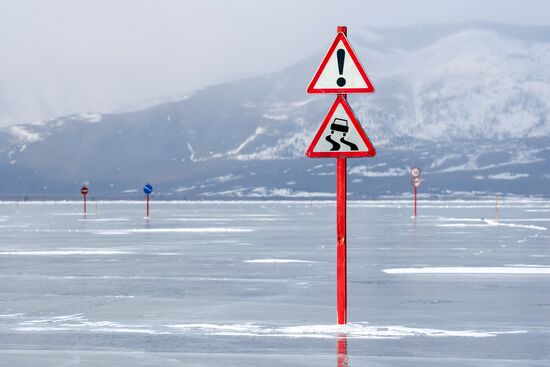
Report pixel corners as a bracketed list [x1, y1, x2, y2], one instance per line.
[1, 22, 548, 198]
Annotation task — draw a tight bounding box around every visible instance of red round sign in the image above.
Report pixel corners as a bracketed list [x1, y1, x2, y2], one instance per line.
[80, 186, 89, 195]
[411, 177, 421, 187]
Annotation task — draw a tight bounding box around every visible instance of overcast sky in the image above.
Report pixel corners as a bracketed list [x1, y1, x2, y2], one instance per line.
[0, 0, 549, 126]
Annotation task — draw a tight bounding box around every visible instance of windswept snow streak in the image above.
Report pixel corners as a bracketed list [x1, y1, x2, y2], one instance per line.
[244, 259, 316, 264]
[14, 314, 165, 335]
[435, 217, 547, 231]
[383, 267, 550, 275]
[94, 227, 254, 235]
[165, 322, 526, 339]
[0, 250, 131, 256]
[6, 314, 526, 339]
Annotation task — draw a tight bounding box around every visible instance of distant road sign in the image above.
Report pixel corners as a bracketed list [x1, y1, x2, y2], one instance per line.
[80, 186, 89, 195]
[143, 183, 153, 195]
[412, 177, 421, 187]
[411, 167, 421, 177]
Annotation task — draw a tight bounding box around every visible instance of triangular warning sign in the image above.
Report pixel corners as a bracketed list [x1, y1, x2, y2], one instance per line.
[307, 32, 375, 94]
[306, 95, 376, 158]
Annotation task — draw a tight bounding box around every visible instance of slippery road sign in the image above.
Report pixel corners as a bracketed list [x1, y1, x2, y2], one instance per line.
[306, 95, 376, 158]
[307, 31, 375, 94]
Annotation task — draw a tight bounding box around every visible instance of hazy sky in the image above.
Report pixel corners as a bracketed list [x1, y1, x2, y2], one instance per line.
[1, 0, 549, 126]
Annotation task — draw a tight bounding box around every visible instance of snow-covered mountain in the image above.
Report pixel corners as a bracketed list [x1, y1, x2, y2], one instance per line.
[1, 22, 549, 199]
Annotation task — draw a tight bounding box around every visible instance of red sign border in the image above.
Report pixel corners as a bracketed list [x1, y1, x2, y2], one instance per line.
[306, 95, 376, 158]
[307, 32, 375, 94]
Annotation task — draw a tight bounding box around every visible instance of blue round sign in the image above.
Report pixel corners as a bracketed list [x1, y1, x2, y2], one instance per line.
[143, 183, 153, 195]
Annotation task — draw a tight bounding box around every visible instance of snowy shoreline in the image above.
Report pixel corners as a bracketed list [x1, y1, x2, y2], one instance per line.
[0, 198, 549, 205]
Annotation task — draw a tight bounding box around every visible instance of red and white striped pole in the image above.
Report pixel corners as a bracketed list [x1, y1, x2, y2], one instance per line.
[336, 25, 348, 325]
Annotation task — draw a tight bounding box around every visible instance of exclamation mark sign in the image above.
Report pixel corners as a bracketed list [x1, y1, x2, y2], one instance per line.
[336, 49, 346, 87]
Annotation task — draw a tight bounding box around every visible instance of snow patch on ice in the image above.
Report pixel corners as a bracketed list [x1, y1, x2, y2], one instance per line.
[167, 217, 277, 222]
[16, 314, 166, 335]
[384, 267, 550, 275]
[94, 227, 254, 235]
[18, 315, 515, 339]
[0, 313, 25, 318]
[51, 212, 90, 216]
[77, 218, 130, 222]
[165, 322, 526, 339]
[244, 259, 316, 264]
[0, 250, 131, 256]
[83, 327, 162, 334]
[435, 218, 547, 231]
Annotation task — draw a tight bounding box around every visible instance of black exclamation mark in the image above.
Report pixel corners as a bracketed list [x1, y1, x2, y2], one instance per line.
[336, 49, 346, 87]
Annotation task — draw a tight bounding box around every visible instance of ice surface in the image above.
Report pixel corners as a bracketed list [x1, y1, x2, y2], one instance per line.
[0, 200, 549, 366]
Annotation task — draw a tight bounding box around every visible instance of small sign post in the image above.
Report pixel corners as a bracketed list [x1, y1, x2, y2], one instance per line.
[143, 183, 153, 218]
[80, 185, 89, 214]
[306, 26, 376, 325]
[411, 168, 421, 218]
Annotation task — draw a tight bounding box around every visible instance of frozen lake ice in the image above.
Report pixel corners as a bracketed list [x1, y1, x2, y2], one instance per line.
[0, 199, 549, 366]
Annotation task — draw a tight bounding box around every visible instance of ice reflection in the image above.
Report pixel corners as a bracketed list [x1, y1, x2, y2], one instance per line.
[337, 333, 348, 367]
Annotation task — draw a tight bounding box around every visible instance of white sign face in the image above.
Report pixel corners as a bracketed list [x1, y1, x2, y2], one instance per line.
[313, 42, 369, 90]
[305, 95, 377, 159]
[307, 32, 374, 94]
[411, 167, 421, 177]
[412, 177, 421, 187]
[313, 104, 368, 153]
